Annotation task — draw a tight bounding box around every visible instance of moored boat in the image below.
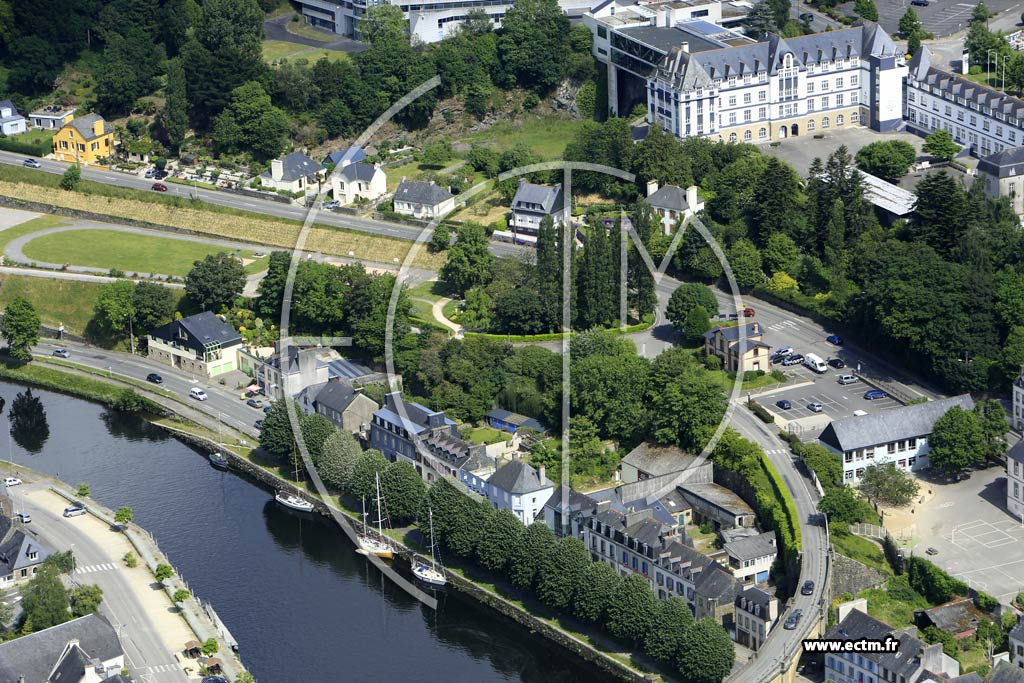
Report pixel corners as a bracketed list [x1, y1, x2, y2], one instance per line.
[275, 491, 314, 512]
[411, 506, 447, 586]
[356, 473, 397, 559]
[209, 452, 229, 469]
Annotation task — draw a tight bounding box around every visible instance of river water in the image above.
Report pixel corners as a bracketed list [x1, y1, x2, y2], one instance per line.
[0, 380, 615, 683]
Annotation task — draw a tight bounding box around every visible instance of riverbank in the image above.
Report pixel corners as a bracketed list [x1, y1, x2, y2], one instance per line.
[1, 461, 248, 679]
[16, 359, 657, 683]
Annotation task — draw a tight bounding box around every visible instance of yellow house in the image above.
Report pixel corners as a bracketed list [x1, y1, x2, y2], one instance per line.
[52, 113, 114, 165]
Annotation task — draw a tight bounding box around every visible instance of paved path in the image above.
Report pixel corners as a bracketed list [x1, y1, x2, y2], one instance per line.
[263, 14, 366, 52]
[0, 265, 186, 287]
[429, 295, 463, 336]
[0, 207, 38, 229]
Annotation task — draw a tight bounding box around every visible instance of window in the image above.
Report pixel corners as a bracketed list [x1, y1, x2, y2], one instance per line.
[984, 119, 990, 131]
[836, 77, 844, 88]
[744, 74, 751, 85]
[729, 112, 736, 125]
[822, 96, 830, 109]
[744, 130, 752, 141]
[744, 92, 751, 104]
[758, 106, 766, 119]
[744, 109, 751, 122]
[759, 90, 767, 102]
[837, 94, 844, 107]
[758, 127, 767, 139]
[597, 26, 607, 38]
[729, 95, 736, 107]
[945, 105, 952, 116]
[888, 443, 896, 454]
[808, 98, 815, 112]
[823, 116, 830, 128]
[851, 92, 858, 104]
[970, 114, 977, 125]
[998, 125, 1004, 137]
[729, 132, 737, 142]
[821, 79, 830, 91]
[808, 82, 815, 94]
[851, 74, 858, 86]
[808, 119, 815, 131]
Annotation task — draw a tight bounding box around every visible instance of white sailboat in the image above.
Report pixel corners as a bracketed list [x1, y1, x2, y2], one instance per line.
[275, 490, 314, 512]
[412, 506, 446, 587]
[357, 472, 396, 559]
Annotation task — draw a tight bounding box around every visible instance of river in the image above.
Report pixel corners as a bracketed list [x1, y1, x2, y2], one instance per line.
[0, 380, 616, 683]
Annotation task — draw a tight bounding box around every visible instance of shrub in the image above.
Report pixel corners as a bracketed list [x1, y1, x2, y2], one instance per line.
[123, 551, 137, 568]
[975, 591, 999, 613]
[77, 483, 90, 497]
[747, 399, 774, 424]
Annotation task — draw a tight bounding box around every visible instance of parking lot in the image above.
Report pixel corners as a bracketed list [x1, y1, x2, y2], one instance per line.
[914, 467, 1024, 601]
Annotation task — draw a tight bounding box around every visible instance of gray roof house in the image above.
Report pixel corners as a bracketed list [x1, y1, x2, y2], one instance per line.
[978, 146, 1024, 215]
[723, 530, 777, 584]
[261, 151, 325, 194]
[325, 146, 366, 167]
[644, 181, 704, 235]
[619, 443, 705, 484]
[299, 377, 379, 435]
[331, 161, 387, 204]
[0, 614, 125, 683]
[509, 180, 568, 234]
[486, 459, 554, 524]
[819, 394, 975, 483]
[147, 311, 244, 379]
[67, 113, 108, 142]
[0, 99, 27, 136]
[988, 661, 1024, 683]
[543, 486, 598, 536]
[703, 321, 771, 373]
[0, 513, 51, 587]
[825, 607, 958, 683]
[678, 482, 756, 530]
[393, 179, 456, 220]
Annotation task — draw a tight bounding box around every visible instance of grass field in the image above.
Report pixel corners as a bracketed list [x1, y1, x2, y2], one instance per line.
[15, 129, 56, 146]
[0, 274, 188, 336]
[464, 117, 582, 159]
[262, 40, 350, 64]
[21, 229, 257, 277]
[464, 426, 508, 445]
[406, 279, 451, 302]
[834, 532, 892, 576]
[0, 214, 68, 253]
[284, 20, 336, 42]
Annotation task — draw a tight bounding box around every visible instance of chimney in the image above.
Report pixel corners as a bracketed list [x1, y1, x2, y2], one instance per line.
[538, 465, 546, 482]
[93, 119, 104, 136]
[920, 642, 943, 673]
[751, 321, 760, 335]
[298, 348, 318, 389]
[646, 180, 659, 196]
[682, 42, 690, 54]
[271, 158, 284, 181]
[686, 185, 698, 209]
[961, 50, 970, 74]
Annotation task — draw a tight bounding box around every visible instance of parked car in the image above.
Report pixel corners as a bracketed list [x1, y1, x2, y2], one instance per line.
[146, 373, 163, 384]
[23, 158, 42, 169]
[263, 405, 273, 413]
[828, 358, 846, 369]
[776, 399, 792, 410]
[837, 374, 859, 385]
[144, 168, 156, 178]
[3, 477, 22, 487]
[52, 348, 70, 358]
[246, 398, 263, 408]
[741, 307, 755, 317]
[911, 0, 928, 6]
[782, 354, 804, 366]
[16, 512, 31, 523]
[799, 12, 814, 21]
[323, 199, 341, 209]
[202, 677, 229, 683]
[153, 170, 168, 180]
[151, 182, 168, 192]
[926, 546, 939, 555]
[189, 387, 208, 401]
[801, 580, 815, 595]
[826, 334, 844, 345]
[774, 346, 793, 357]
[253, 252, 266, 258]
[863, 389, 888, 400]
[63, 504, 86, 517]
[255, 419, 264, 430]
[807, 402, 823, 413]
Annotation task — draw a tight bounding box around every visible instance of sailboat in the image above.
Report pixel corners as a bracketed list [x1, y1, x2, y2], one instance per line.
[356, 472, 396, 559]
[275, 453, 314, 512]
[412, 506, 446, 587]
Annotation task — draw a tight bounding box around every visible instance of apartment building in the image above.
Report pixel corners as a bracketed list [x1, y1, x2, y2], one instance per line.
[818, 394, 975, 484]
[1007, 440, 1024, 519]
[586, 10, 905, 143]
[735, 585, 778, 652]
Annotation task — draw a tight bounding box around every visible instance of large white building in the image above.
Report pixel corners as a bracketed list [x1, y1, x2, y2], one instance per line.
[291, 0, 513, 43]
[1013, 366, 1024, 432]
[818, 394, 975, 484]
[485, 459, 554, 525]
[586, 13, 906, 143]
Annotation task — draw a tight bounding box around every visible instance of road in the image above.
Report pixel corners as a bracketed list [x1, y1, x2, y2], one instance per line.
[5, 483, 188, 682]
[0, 151, 527, 259]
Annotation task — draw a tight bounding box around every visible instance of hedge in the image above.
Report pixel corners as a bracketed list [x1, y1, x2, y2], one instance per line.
[746, 399, 774, 424]
[0, 136, 51, 157]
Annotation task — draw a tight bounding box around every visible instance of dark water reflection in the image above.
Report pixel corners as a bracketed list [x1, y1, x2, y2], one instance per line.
[0, 380, 615, 683]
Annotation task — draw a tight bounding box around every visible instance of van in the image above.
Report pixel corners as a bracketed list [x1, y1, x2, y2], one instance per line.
[803, 353, 827, 374]
[189, 387, 208, 401]
[837, 374, 859, 385]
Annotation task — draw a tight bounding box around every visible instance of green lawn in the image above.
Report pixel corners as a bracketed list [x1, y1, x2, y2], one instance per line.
[16, 129, 56, 146]
[857, 585, 928, 629]
[464, 426, 508, 445]
[21, 229, 257, 277]
[0, 214, 69, 253]
[407, 279, 452, 302]
[834, 533, 892, 576]
[284, 20, 336, 42]
[262, 39, 350, 64]
[464, 117, 583, 160]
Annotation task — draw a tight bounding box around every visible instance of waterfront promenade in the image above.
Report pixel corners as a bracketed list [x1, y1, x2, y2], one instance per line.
[3, 465, 245, 681]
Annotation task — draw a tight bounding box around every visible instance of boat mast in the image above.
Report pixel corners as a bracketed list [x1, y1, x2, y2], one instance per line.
[374, 472, 385, 540]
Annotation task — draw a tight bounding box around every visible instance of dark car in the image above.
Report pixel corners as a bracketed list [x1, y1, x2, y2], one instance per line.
[151, 182, 168, 192]
[864, 389, 888, 400]
[782, 354, 804, 366]
[828, 358, 846, 369]
[826, 334, 844, 345]
[202, 677, 229, 683]
[23, 158, 42, 169]
[911, 0, 928, 5]
[146, 373, 163, 384]
[776, 399, 792, 410]
[153, 169, 168, 179]
[784, 610, 803, 630]
[255, 419, 264, 430]
[801, 580, 815, 595]
[263, 405, 273, 413]
[799, 12, 814, 21]
[246, 397, 263, 408]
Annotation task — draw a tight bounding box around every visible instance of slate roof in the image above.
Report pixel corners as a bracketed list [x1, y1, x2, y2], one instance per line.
[909, 46, 1024, 124]
[723, 530, 777, 561]
[0, 614, 122, 683]
[978, 146, 1024, 179]
[49, 644, 92, 683]
[826, 609, 926, 679]
[488, 460, 553, 495]
[819, 394, 975, 453]
[0, 526, 50, 576]
[1007, 615, 1024, 643]
[379, 392, 456, 431]
[988, 661, 1024, 683]
[646, 184, 692, 212]
[543, 486, 599, 515]
[703, 322, 763, 344]
[394, 179, 454, 207]
[694, 563, 740, 602]
[486, 408, 547, 433]
[312, 378, 366, 415]
[339, 162, 380, 183]
[262, 151, 321, 182]
[66, 113, 107, 141]
[621, 443, 699, 477]
[326, 146, 366, 166]
[920, 599, 985, 636]
[511, 181, 566, 215]
[736, 585, 774, 615]
[678, 483, 754, 516]
[151, 311, 242, 348]
[0, 100, 23, 124]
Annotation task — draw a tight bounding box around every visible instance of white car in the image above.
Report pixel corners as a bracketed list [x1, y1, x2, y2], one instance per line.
[16, 512, 30, 523]
[3, 477, 23, 487]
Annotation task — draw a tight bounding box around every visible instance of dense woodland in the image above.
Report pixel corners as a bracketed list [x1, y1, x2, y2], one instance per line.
[0, 0, 592, 163]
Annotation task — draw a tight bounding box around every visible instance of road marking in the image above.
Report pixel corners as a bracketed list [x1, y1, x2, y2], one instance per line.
[75, 562, 117, 574]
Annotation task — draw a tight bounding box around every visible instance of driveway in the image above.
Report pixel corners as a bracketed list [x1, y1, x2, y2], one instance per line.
[263, 14, 366, 52]
[763, 127, 926, 177]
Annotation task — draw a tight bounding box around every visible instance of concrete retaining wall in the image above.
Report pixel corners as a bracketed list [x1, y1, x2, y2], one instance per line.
[831, 553, 889, 597]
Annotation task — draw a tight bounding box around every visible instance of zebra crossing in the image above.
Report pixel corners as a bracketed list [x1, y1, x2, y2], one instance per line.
[767, 319, 799, 332]
[145, 664, 179, 675]
[74, 562, 117, 575]
[762, 448, 790, 457]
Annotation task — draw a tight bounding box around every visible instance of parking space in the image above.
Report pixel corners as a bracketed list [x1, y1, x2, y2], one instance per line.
[914, 468, 1024, 600]
[758, 371, 903, 425]
[868, 0, 977, 38]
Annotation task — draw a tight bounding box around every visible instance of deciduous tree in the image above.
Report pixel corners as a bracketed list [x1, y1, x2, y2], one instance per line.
[858, 464, 920, 507]
[667, 283, 718, 329]
[606, 573, 659, 644]
[3, 297, 39, 361]
[314, 430, 362, 491]
[676, 618, 736, 683]
[929, 405, 987, 477]
[440, 223, 494, 295]
[475, 508, 525, 573]
[922, 129, 961, 163]
[573, 561, 621, 623]
[20, 566, 70, 630]
[507, 521, 557, 588]
[69, 584, 103, 617]
[95, 280, 137, 338]
[855, 140, 917, 182]
[645, 596, 694, 662]
[348, 449, 390, 502]
[535, 537, 590, 609]
[380, 460, 427, 524]
[185, 252, 245, 311]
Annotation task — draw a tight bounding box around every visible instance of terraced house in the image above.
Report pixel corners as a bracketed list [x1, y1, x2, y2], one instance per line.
[587, 12, 906, 143]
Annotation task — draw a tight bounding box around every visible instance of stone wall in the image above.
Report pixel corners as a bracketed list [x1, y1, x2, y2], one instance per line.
[831, 553, 889, 597]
